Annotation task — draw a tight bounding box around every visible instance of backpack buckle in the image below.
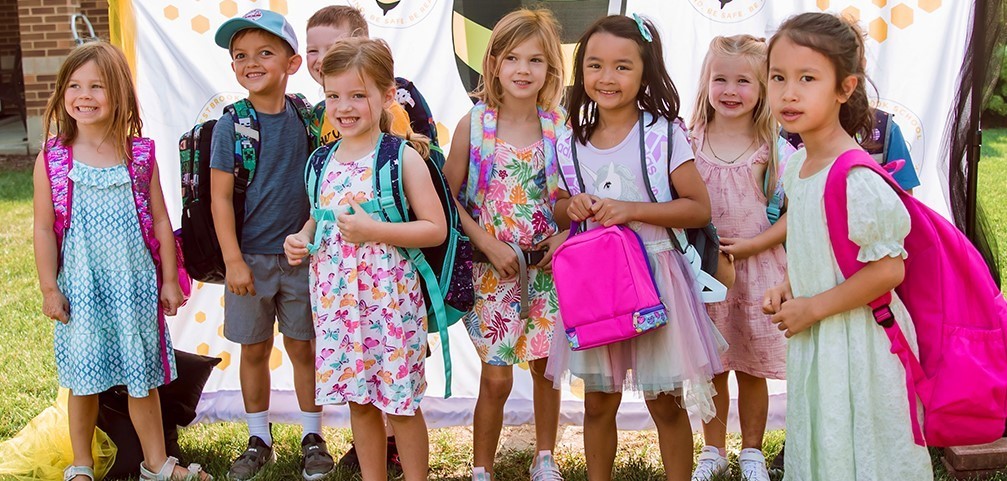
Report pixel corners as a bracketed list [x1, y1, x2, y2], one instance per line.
[872, 305, 895, 328]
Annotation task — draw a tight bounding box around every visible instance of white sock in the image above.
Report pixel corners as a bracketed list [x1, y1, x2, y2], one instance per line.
[246, 410, 272, 447]
[301, 410, 323, 441]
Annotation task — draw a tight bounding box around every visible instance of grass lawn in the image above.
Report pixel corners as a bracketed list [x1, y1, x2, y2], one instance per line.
[3, 132, 1007, 480]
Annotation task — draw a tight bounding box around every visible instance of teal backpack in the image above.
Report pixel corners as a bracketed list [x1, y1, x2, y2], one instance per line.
[304, 133, 473, 397]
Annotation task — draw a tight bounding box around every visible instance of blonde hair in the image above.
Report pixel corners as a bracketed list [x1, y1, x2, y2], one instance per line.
[43, 42, 142, 162]
[471, 8, 564, 110]
[307, 5, 368, 37]
[320, 37, 430, 159]
[689, 34, 780, 200]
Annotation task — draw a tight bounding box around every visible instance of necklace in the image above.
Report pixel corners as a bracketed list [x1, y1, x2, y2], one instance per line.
[707, 134, 756, 164]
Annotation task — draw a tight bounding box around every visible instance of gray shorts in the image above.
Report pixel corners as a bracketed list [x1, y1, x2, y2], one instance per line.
[223, 253, 314, 344]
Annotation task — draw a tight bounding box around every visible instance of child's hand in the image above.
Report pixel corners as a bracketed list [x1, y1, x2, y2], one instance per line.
[160, 281, 185, 316]
[762, 280, 793, 315]
[534, 230, 568, 272]
[225, 260, 256, 296]
[483, 238, 520, 280]
[589, 198, 636, 227]
[567, 194, 599, 223]
[771, 297, 819, 338]
[284, 232, 311, 265]
[720, 237, 759, 260]
[337, 199, 379, 244]
[42, 288, 69, 324]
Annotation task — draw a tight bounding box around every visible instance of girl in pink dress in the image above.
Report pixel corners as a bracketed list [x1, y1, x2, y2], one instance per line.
[687, 35, 790, 481]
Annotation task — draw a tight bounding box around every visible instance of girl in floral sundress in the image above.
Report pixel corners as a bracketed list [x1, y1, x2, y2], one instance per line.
[687, 35, 791, 481]
[443, 9, 567, 481]
[284, 37, 446, 481]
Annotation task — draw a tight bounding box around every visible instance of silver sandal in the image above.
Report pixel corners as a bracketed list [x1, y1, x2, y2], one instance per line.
[139, 456, 212, 481]
[63, 465, 94, 481]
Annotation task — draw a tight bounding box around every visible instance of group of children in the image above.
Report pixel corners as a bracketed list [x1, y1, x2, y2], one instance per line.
[33, 4, 937, 481]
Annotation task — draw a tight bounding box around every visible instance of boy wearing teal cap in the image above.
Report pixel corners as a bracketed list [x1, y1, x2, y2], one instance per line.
[210, 9, 334, 481]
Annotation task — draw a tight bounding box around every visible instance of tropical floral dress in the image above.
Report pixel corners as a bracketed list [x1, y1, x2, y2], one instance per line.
[464, 139, 560, 366]
[310, 151, 427, 415]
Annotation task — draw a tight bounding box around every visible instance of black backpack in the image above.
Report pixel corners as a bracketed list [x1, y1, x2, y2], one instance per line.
[178, 93, 313, 283]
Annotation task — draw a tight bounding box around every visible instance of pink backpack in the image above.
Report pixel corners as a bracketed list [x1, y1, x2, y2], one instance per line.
[552, 224, 668, 350]
[824, 149, 1007, 447]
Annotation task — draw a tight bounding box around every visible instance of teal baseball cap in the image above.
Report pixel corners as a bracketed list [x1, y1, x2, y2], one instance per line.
[215, 9, 298, 53]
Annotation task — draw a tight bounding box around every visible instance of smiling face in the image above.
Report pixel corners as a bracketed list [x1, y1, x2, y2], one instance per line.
[491, 36, 549, 104]
[768, 35, 852, 136]
[63, 60, 111, 129]
[707, 53, 761, 122]
[581, 31, 644, 117]
[306, 23, 355, 86]
[323, 68, 394, 140]
[229, 29, 301, 96]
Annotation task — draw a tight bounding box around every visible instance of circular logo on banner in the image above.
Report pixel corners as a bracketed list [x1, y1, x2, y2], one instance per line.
[194, 92, 246, 124]
[873, 98, 926, 175]
[348, 0, 436, 28]
[452, 0, 613, 93]
[689, 0, 766, 23]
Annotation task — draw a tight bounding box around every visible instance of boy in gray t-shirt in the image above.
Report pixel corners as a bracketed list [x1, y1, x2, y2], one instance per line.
[209, 9, 334, 481]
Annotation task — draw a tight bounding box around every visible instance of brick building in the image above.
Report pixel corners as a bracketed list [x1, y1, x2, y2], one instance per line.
[3, 0, 110, 153]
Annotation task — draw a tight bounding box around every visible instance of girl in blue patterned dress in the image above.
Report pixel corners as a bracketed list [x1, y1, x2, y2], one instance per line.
[32, 43, 210, 481]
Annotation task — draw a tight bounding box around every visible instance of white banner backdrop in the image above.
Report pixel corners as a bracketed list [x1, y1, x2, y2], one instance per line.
[128, 0, 969, 430]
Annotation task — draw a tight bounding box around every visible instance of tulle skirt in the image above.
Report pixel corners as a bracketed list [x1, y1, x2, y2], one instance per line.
[545, 240, 726, 422]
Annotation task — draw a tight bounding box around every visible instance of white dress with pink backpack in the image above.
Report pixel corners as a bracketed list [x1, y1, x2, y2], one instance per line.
[782, 149, 932, 480]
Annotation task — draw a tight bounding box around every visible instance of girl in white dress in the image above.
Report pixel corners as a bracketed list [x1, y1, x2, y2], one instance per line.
[764, 13, 933, 481]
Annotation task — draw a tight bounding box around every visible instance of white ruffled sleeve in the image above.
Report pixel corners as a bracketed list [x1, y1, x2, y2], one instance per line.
[846, 167, 911, 262]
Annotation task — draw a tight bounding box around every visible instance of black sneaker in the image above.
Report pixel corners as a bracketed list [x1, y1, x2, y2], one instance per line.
[228, 436, 274, 480]
[301, 433, 335, 481]
[769, 443, 785, 477]
[337, 436, 402, 474]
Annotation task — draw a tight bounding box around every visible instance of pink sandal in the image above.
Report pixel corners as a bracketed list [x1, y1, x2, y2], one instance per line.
[139, 456, 212, 481]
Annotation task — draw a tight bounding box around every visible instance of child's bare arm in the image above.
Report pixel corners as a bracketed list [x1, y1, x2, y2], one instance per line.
[337, 148, 446, 248]
[211, 168, 255, 296]
[32, 152, 68, 323]
[771, 255, 904, 337]
[148, 163, 185, 315]
[721, 213, 788, 260]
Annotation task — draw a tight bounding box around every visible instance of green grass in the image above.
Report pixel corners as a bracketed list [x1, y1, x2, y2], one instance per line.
[3, 136, 1007, 480]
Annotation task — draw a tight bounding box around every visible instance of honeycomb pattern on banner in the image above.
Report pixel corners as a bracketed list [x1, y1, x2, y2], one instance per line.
[820, 0, 943, 43]
[161, 0, 290, 35]
[175, 282, 289, 378]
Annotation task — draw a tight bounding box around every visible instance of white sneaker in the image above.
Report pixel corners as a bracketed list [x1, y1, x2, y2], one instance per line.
[472, 467, 491, 481]
[738, 448, 771, 481]
[529, 451, 564, 481]
[691, 446, 729, 481]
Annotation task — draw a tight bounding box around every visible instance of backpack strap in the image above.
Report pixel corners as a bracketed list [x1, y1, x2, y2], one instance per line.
[364, 134, 454, 398]
[304, 143, 337, 255]
[227, 100, 258, 192]
[286, 93, 316, 146]
[765, 136, 793, 225]
[45, 137, 73, 266]
[642, 116, 726, 303]
[823, 149, 928, 445]
[125, 137, 175, 386]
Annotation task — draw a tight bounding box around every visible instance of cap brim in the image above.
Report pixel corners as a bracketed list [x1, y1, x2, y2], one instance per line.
[214, 18, 262, 49]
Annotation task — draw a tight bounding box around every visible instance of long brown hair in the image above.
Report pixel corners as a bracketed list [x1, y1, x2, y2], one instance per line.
[470, 8, 565, 111]
[768, 12, 875, 144]
[566, 15, 680, 146]
[690, 34, 781, 200]
[320, 37, 430, 159]
[43, 42, 142, 162]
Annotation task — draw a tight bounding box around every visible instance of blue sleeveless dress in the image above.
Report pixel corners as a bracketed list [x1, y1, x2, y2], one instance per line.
[54, 161, 176, 397]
